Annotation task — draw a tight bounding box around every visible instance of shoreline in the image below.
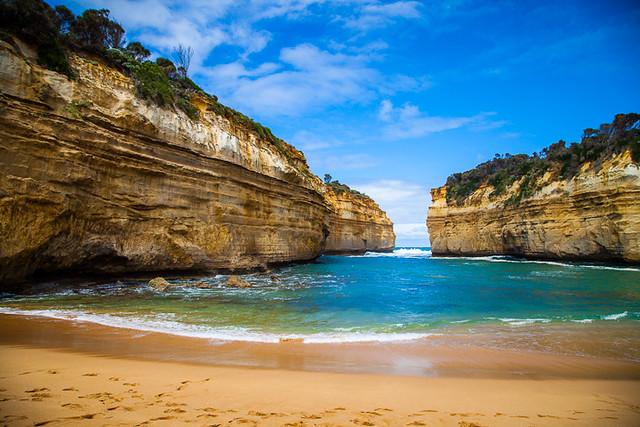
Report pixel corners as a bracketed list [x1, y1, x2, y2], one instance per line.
[1, 314, 639, 380]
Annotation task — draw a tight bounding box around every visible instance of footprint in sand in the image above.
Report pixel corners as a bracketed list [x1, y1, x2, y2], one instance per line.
[82, 373, 98, 377]
[3, 415, 28, 422]
[301, 413, 322, 419]
[407, 422, 427, 426]
[537, 414, 561, 419]
[334, 407, 347, 411]
[458, 422, 484, 427]
[61, 403, 83, 410]
[123, 382, 139, 386]
[47, 370, 59, 374]
[62, 387, 78, 392]
[31, 392, 52, 400]
[164, 408, 187, 414]
[25, 387, 49, 393]
[375, 408, 393, 412]
[197, 413, 219, 418]
[360, 411, 383, 416]
[108, 377, 121, 381]
[352, 419, 375, 426]
[228, 417, 257, 425]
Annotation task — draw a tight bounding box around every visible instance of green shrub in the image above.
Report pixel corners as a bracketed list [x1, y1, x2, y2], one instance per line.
[176, 96, 199, 120]
[131, 61, 173, 106]
[445, 113, 640, 206]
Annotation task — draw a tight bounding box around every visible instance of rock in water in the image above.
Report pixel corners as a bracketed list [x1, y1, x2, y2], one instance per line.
[148, 277, 172, 292]
[226, 275, 252, 288]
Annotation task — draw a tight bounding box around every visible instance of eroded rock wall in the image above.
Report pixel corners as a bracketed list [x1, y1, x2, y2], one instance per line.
[324, 187, 395, 254]
[0, 40, 331, 285]
[427, 152, 640, 262]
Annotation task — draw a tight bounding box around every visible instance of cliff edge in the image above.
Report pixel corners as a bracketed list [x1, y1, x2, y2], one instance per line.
[427, 114, 640, 263]
[323, 182, 395, 254]
[0, 38, 394, 286]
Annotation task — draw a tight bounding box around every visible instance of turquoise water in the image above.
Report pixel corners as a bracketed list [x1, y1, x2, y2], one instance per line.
[1, 248, 639, 355]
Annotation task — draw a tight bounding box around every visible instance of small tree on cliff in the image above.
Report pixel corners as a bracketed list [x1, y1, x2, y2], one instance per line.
[173, 44, 194, 78]
[71, 9, 124, 52]
[323, 174, 332, 184]
[126, 41, 150, 62]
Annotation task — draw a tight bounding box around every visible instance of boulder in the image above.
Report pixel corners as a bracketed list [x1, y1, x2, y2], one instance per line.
[226, 275, 252, 288]
[148, 277, 172, 292]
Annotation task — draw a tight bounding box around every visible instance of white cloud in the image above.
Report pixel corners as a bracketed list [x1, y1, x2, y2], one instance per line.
[343, 1, 423, 31]
[378, 99, 393, 121]
[290, 130, 344, 151]
[352, 179, 430, 245]
[377, 99, 505, 139]
[204, 43, 419, 116]
[352, 179, 427, 223]
[311, 153, 377, 170]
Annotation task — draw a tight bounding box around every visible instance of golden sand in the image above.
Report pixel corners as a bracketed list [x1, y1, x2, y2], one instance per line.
[0, 315, 639, 426]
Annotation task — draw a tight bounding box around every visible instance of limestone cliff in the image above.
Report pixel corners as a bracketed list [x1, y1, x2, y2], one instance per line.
[323, 184, 395, 254]
[427, 116, 640, 263]
[0, 39, 393, 286]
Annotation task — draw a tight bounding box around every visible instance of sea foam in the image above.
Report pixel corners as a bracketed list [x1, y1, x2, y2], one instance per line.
[351, 248, 432, 258]
[0, 307, 434, 344]
[601, 311, 628, 320]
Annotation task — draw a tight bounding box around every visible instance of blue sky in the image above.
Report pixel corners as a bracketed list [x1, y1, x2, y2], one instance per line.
[50, 0, 640, 246]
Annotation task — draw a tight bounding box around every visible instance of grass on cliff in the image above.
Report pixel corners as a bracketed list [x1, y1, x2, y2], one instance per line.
[326, 180, 368, 199]
[445, 113, 640, 206]
[0, 0, 289, 153]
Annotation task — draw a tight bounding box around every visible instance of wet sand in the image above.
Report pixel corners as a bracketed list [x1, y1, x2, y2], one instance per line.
[1, 314, 640, 426]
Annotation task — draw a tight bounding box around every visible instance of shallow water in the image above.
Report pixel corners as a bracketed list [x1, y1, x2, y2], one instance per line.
[1, 248, 639, 360]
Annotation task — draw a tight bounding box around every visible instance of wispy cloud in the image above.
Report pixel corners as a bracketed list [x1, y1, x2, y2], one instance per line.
[377, 99, 505, 139]
[342, 1, 423, 31]
[205, 44, 421, 116]
[311, 153, 377, 171]
[352, 179, 429, 244]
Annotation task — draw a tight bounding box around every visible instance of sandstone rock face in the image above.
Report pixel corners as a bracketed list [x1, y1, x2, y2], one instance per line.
[427, 152, 640, 262]
[323, 187, 395, 254]
[0, 40, 393, 286]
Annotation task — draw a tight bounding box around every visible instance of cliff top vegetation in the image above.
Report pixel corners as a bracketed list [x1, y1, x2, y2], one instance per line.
[444, 113, 640, 206]
[323, 174, 369, 200]
[0, 0, 287, 151]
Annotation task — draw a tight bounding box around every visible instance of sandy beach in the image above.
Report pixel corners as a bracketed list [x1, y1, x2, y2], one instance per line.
[1, 314, 639, 426]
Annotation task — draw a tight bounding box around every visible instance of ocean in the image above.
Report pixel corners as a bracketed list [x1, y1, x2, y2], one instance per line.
[1, 248, 639, 361]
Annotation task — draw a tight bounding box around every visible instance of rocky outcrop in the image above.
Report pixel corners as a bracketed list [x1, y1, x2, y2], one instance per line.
[0, 39, 394, 286]
[427, 151, 640, 262]
[323, 186, 395, 254]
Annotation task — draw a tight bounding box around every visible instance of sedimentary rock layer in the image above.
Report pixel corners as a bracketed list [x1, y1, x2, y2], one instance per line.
[324, 187, 395, 254]
[427, 152, 640, 262]
[0, 40, 394, 285]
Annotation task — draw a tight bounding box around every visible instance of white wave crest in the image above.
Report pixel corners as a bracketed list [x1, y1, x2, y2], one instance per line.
[601, 311, 628, 320]
[0, 307, 434, 344]
[498, 318, 552, 326]
[352, 248, 432, 259]
[433, 255, 640, 272]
